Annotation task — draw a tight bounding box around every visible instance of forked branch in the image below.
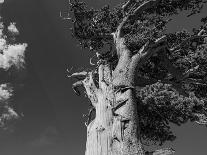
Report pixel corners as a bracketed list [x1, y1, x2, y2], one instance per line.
[117, 0, 161, 39]
[70, 70, 99, 107]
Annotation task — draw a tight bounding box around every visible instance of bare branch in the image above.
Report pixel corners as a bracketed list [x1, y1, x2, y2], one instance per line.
[83, 72, 99, 106]
[122, 0, 135, 11]
[70, 70, 99, 107]
[68, 71, 88, 80]
[90, 55, 96, 66]
[72, 81, 83, 96]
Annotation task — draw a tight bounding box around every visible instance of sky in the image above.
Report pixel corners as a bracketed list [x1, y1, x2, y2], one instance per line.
[0, 0, 207, 155]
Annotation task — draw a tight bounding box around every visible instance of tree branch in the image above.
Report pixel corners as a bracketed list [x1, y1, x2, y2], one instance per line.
[122, 0, 135, 11]
[116, 0, 161, 39]
[170, 35, 207, 52]
[68, 71, 88, 80]
[72, 81, 83, 96]
[70, 70, 99, 107]
[82, 72, 99, 106]
[131, 35, 167, 69]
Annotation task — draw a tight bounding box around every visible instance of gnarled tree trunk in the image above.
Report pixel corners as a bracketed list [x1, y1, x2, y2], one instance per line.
[85, 69, 143, 155]
[70, 1, 170, 154]
[84, 36, 145, 155]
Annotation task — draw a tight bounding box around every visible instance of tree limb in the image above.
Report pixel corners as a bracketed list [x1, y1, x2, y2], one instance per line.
[170, 35, 207, 52]
[72, 81, 83, 96]
[116, 0, 161, 39]
[131, 35, 167, 69]
[122, 0, 135, 11]
[68, 71, 88, 80]
[82, 72, 99, 106]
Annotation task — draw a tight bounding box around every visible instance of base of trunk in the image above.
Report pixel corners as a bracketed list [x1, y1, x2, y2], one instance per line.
[85, 88, 144, 155]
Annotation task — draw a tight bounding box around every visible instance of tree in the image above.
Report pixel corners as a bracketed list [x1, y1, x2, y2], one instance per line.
[0, 2, 27, 132]
[67, 0, 207, 154]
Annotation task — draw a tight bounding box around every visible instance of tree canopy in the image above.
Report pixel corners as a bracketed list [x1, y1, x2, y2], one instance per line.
[67, 0, 207, 147]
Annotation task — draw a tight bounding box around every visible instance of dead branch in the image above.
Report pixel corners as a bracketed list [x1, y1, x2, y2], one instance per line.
[68, 71, 88, 80]
[90, 54, 96, 66]
[122, 0, 135, 12]
[69, 70, 99, 106]
[72, 81, 83, 96]
[83, 72, 99, 106]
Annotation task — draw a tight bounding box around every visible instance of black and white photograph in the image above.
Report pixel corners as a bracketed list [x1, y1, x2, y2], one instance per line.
[0, 0, 207, 155]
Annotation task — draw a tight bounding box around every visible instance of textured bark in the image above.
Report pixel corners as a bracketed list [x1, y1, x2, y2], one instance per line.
[85, 37, 144, 155]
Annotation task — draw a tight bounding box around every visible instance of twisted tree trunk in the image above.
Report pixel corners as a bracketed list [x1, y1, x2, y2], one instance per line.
[71, 1, 169, 153]
[84, 36, 145, 155]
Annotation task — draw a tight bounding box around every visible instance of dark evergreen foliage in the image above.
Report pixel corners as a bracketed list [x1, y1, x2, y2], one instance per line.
[68, 0, 207, 146]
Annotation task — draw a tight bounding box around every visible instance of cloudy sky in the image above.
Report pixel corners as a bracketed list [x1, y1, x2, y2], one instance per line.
[0, 0, 207, 155]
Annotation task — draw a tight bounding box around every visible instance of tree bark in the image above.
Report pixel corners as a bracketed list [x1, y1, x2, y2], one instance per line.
[85, 38, 144, 155]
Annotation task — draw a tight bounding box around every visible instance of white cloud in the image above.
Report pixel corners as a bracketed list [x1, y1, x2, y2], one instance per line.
[0, 22, 27, 70]
[0, 38, 6, 51]
[0, 19, 27, 131]
[7, 23, 19, 35]
[0, 43, 27, 70]
[0, 23, 3, 37]
[0, 84, 19, 129]
[0, 84, 12, 101]
[0, 0, 4, 4]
